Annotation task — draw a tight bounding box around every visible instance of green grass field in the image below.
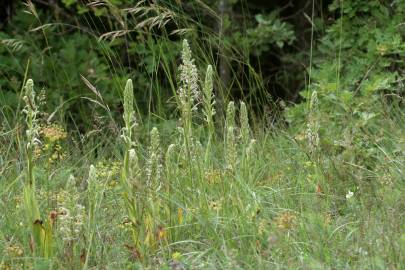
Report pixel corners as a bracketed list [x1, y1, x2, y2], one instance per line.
[1, 39, 404, 270]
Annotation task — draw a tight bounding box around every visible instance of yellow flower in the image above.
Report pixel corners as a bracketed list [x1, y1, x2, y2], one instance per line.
[324, 213, 333, 225]
[294, 132, 305, 141]
[251, 207, 261, 219]
[0, 262, 8, 270]
[177, 208, 183, 225]
[118, 217, 132, 231]
[156, 225, 167, 241]
[33, 146, 42, 158]
[108, 180, 118, 188]
[172, 251, 182, 261]
[205, 169, 222, 185]
[51, 152, 59, 160]
[258, 219, 267, 236]
[304, 161, 313, 168]
[5, 244, 24, 257]
[209, 200, 222, 211]
[274, 211, 296, 230]
[95, 161, 122, 179]
[41, 124, 67, 142]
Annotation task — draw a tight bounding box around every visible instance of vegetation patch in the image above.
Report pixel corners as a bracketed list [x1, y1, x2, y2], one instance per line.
[0, 1, 404, 269]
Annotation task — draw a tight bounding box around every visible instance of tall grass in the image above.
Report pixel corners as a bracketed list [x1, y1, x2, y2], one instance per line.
[0, 1, 404, 269]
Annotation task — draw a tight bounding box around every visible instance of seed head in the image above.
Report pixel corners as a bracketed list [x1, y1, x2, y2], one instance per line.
[240, 101, 250, 145]
[226, 101, 235, 130]
[146, 127, 162, 187]
[123, 79, 134, 127]
[178, 39, 199, 119]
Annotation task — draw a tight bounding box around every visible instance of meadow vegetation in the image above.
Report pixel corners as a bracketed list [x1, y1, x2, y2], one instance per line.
[0, 1, 404, 269]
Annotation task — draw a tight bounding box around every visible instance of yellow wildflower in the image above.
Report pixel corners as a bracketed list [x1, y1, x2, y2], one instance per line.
[5, 244, 24, 257]
[258, 219, 267, 236]
[274, 211, 296, 230]
[294, 132, 305, 141]
[205, 169, 222, 185]
[172, 252, 182, 261]
[177, 207, 183, 225]
[156, 225, 167, 241]
[209, 200, 222, 211]
[324, 213, 333, 225]
[41, 124, 67, 142]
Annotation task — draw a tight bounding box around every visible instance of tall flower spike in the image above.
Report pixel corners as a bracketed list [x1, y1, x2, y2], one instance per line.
[146, 127, 162, 189]
[179, 39, 199, 103]
[203, 65, 216, 140]
[189, 138, 203, 164]
[24, 79, 36, 110]
[123, 79, 134, 129]
[165, 144, 176, 169]
[240, 101, 250, 145]
[121, 79, 137, 150]
[59, 175, 85, 242]
[178, 39, 199, 136]
[246, 139, 257, 161]
[23, 79, 41, 189]
[128, 149, 140, 186]
[226, 126, 236, 170]
[88, 165, 97, 193]
[306, 90, 320, 154]
[225, 101, 235, 131]
[203, 65, 215, 147]
[23, 79, 40, 148]
[66, 174, 77, 193]
[309, 90, 318, 111]
[22, 78, 43, 255]
[87, 164, 99, 226]
[225, 101, 236, 170]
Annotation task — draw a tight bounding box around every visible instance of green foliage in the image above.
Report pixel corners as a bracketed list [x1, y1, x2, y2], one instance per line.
[0, 8, 118, 125]
[1, 1, 404, 269]
[286, 0, 405, 168]
[232, 11, 296, 56]
[0, 1, 301, 129]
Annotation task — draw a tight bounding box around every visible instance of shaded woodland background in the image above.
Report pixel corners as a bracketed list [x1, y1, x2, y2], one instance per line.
[0, 0, 403, 131]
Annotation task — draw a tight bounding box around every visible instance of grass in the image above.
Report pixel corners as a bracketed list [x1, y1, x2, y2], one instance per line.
[1, 38, 404, 270]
